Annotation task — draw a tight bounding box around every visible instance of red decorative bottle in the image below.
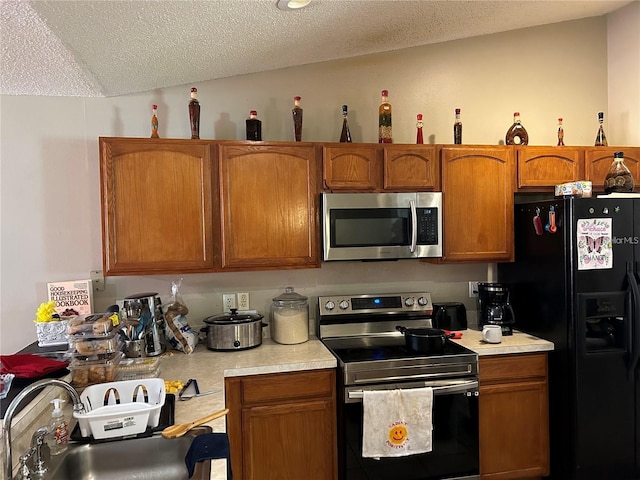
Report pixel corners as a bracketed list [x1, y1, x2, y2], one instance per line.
[188, 88, 200, 139]
[416, 114, 424, 144]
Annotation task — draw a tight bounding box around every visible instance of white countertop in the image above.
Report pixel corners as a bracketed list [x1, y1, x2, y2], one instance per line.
[452, 329, 554, 356]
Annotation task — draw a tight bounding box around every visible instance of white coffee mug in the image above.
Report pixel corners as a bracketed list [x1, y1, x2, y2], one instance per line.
[482, 325, 502, 344]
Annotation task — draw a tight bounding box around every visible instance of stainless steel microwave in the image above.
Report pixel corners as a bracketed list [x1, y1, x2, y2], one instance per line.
[321, 192, 442, 261]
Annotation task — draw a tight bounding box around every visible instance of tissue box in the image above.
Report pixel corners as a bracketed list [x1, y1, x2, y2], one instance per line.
[554, 181, 592, 198]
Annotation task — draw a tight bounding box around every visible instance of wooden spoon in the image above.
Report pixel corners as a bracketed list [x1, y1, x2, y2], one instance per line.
[161, 408, 229, 439]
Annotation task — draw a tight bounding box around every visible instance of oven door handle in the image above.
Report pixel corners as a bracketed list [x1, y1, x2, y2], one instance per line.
[347, 379, 479, 401]
[409, 199, 417, 253]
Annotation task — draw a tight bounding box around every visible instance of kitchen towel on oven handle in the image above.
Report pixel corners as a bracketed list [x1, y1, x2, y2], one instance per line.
[362, 387, 433, 458]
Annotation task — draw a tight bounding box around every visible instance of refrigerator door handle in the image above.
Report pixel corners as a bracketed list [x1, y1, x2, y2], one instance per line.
[626, 262, 640, 380]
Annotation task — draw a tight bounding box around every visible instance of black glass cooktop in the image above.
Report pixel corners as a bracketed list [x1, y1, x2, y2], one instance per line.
[323, 335, 472, 364]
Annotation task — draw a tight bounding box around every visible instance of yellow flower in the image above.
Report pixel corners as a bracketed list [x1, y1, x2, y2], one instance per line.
[34, 301, 57, 323]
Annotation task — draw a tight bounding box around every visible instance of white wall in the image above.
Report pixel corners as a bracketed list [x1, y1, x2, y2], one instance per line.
[608, 1, 640, 145]
[1, 15, 637, 354]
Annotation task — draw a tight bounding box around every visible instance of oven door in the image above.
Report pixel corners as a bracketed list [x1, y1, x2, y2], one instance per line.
[340, 379, 479, 480]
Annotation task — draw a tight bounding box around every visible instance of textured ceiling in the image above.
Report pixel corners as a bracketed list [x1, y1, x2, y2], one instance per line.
[0, 0, 633, 97]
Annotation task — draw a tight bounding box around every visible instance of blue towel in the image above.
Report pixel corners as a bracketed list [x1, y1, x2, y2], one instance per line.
[184, 433, 232, 479]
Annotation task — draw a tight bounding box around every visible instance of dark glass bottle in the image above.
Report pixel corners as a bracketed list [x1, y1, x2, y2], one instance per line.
[557, 117, 564, 146]
[453, 108, 462, 144]
[292, 96, 303, 142]
[151, 104, 159, 138]
[188, 87, 200, 139]
[339, 105, 352, 143]
[595, 111, 608, 146]
[505, 112, 528, 145]
[416, 114, 424, 144]
[378, 90, 392, 143]
[604, 151, 634, 193]
[246, 110, 262, 141]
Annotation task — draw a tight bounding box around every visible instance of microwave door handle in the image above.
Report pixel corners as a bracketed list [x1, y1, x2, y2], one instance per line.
[409, 200, 417, 253]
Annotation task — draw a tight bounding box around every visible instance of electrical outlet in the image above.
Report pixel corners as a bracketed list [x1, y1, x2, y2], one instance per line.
[222, 293, 236, 312]
[469, 281, 480, 298]
[237, 292, 250, 310]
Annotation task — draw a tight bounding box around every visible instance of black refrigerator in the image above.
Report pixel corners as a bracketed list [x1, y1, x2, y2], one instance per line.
[498, 196, 640, 480]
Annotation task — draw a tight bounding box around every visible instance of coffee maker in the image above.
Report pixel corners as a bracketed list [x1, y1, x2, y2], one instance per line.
[477, 282, 515, 335]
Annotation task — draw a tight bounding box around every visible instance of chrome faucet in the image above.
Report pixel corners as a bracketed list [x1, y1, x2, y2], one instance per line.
[2, 378, 85, 480]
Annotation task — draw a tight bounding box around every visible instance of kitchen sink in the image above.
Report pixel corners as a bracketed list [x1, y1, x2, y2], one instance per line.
[45, 426, 212, 480]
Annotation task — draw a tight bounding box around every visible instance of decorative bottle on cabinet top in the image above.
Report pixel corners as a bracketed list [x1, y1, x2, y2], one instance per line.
[378, 90, 392, 143]
[453, 108, 462, 144]
[604, 151, 634, 193]
[505, 112, 528, 145]
[594, 111, 608, 146]
[188, 88, 200, 139]
[339, 105, 352, 143]
[151, 104, 159, 138]
[557, 117, 564, 146]
[416, 114, 424, 144]
[246, 110, 262, 141]
[292, 96, 303, 142]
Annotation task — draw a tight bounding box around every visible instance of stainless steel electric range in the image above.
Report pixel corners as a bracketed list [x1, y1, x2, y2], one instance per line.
[318, 291, 480, 480]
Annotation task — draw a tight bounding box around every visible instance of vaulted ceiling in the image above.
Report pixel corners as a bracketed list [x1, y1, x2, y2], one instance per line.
[0, 0, 632, 97]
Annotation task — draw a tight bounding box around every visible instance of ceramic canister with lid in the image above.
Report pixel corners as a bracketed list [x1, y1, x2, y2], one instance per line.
[271, 287, 309, 344]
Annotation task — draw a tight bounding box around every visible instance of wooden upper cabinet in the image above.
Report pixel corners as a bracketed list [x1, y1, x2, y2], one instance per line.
[323, 144, 381, 191]
[99, 138, 215, 275]
[323, 144, 439, 192]
[218, 143, 320, 270]
[440, 146, 515, 262]
[584, 147, 640, 192]
[516, 146, 583, 190]
[383, 145, 440, 191]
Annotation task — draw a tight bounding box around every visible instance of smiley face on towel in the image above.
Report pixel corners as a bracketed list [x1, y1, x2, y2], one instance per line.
[388, 424, 408, 445]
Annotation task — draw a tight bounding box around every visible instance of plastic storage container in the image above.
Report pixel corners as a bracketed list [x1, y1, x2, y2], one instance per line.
[117, 357, 161, 381]
[67, 312, 122, 336]
[74, 378, 165, 439]
[68, 352, 122, 389]
[270, 287, 309, 345]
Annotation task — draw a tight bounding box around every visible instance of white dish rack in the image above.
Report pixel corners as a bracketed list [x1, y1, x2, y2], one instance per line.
[73, 378, 165, 439]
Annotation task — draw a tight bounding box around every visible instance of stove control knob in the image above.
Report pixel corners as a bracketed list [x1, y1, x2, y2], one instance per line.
[404, 297, 415, 307]
[324, 300, 336, 311]
[418, 296, 428, 306]
[339, 300, 350, 310]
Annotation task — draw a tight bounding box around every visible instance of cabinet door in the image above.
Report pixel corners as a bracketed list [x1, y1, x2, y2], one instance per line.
[219, 143, 320, 270]
[323, 144, 381, 191]
[242, 400, 336, 480]
[383, 145, 440, 191]
[479, 354, 550, 479]
[99, 138, 215, 275]
[479, 380, 550, 479]
[584, 147, 640, 192]
[440, 146, 515, 262]
[225, 369, 338, 480]
[516, 146, 583, 190]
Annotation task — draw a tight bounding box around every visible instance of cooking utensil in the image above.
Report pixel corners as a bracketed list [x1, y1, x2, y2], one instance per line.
[396, 326, 454, 354]
[202, 309, 265, 351]
[178, 378, 221, 401]
[161, 408, 229, 439]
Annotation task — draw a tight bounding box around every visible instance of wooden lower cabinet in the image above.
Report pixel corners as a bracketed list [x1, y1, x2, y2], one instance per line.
[225, 369, 337, 480]
[479, 353, 550, 480]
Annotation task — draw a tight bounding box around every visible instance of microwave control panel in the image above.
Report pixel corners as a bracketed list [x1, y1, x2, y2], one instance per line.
[417, 208, 439, 244]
